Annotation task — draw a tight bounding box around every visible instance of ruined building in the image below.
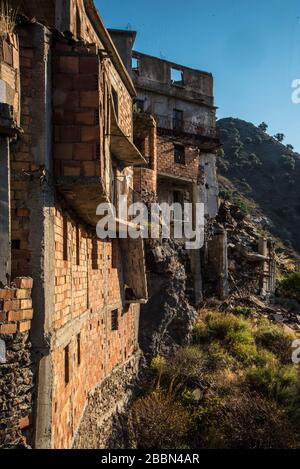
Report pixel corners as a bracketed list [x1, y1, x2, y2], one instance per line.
[0, 0, 148, 449]
[110, 30, 221, 305]
[0, 1, 223, 449]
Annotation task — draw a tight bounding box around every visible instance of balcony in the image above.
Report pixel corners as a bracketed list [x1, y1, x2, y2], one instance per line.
[155, 114, 220, 150]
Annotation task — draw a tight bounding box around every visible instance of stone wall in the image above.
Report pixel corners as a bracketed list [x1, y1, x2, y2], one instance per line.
[73, 352, 142, 448]
[0, 277, 34, 448]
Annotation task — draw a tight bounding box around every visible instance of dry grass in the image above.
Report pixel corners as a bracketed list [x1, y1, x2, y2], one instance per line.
[0, 1, 17, 40]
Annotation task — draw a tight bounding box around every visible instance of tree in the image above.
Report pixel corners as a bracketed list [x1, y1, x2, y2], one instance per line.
[280, 154, 295, 171]
[274, 133, 285, 143]
[286, 144, 294, 151]
[258, 122, 268, 132]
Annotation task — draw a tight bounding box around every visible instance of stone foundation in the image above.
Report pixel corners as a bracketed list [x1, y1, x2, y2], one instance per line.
[73, 351, 142, 449]
[0, 277, 34, 448]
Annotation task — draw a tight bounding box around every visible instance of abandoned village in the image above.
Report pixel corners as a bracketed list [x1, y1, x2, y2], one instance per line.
[0, 0, 277, 449]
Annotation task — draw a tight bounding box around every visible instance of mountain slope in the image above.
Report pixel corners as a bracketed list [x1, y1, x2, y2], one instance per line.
[217, 117, 300, 253]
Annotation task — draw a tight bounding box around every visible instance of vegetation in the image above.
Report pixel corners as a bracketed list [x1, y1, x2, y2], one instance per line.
[277, 272, 300, 304]
[258, 122, 268, 132]
[129, 310, 299, 449]
[280, 154, 295, 171]
[217, 118, 300, 253]
[274, 133, 285, 143]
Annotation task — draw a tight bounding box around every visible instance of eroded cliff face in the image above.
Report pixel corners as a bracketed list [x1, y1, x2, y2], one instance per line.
[139, 239, 197, 359]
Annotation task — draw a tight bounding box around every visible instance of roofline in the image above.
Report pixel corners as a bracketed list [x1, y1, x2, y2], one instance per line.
[84, 0, 137, 97]
[132, 50, 213, 78]
[108, 28, 137, 41]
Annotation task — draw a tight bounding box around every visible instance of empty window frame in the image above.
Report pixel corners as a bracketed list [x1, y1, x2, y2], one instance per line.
[171, 67, 184, 86]
[132, 56, 140, 73]
[173, 109, 184, 132]
[63, 215, 68, 261]
[111, 309, 119, 331]
[64, 345, 70, 385]
[174, 144, 185, 165]
[133, 98, 144, 113]
[76, 225, 80, 266]
[92, 237, 98, 270]
[111, 86, 119, 120]
[77, 333, 81, 366]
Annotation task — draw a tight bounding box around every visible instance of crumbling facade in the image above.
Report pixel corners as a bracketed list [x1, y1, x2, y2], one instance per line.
[110, 31, 221, 305]
[1, 1, 148, 449]
[0, 1, 224, 450]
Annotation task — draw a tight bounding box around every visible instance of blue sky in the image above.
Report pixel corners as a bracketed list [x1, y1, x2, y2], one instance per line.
[97, 0, 300, 151]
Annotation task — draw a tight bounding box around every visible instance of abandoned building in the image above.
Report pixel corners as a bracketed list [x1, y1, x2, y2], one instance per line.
[0, 0, 277, 451]
[0, 0, 149, 449]
[109, 30, 221, 304]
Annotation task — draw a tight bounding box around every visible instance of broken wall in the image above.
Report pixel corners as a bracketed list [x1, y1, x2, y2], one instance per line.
[0, 277, 34, 448]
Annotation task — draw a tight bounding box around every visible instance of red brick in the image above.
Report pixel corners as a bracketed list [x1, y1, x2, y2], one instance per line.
[82, 161, 96, 177]
[17, 208, 30, 217]
[15, 289, 31, 299]
[20, 299, 32, 310]
[18, 320, 31, 332]
[55, 126, 81, 143]
[80, 91, 99, 108]
[63, 164, 81, 177]
[54, 143, 73, 160]
[3, 300, 19, 312]
[54, 73, 73, 90]
[73, 74, 98, 91]
[75, 111, 96, 126]
[0, 323, 17, 334]
[59, 56, 79, 74]
[54, 109, 75, 125]
[0, 289, 15, 300]
[19, 415, 31, 429]
[74, 143, 95, 161]
[14, 277, 33, 289]
[81, 126, 99, 143]
[20, 56, 32, 68]
[53, 90, 79, 109]
[79, 57, 99, 74]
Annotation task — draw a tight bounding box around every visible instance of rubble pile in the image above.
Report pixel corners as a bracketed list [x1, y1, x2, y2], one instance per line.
[213, 201, 300, 332]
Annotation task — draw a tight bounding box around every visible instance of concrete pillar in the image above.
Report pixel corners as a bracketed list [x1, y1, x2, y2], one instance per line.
[208, 227, 229, 300]
[149, 125, 157, 172]
[189, 182, 203, 306]
[0, 137, 11, 287]
[258, 236, 268, 296]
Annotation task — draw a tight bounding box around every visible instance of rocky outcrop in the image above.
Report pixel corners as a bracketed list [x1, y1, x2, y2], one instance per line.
[139, 239, 197, 359]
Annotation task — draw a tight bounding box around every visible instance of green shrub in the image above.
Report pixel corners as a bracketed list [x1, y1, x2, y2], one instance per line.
[255, 321, 295, 364]
[245, 364, 299, 405]
[212, 392, 297, 449]
[277, 272, 300, 303]
[129, 391, 191, 449]
[233, 306, 256, 317]
[280, 154, 295, 171]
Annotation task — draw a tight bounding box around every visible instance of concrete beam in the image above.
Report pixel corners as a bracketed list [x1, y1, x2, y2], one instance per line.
[0, 137, 11, 287]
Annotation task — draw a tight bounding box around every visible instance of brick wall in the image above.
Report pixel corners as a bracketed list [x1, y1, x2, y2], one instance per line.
[0, 278, 34, 448]
[133, 167, 157, 195]
[157, 136, 199, 181]
[10, 27, 39, 278]
[51, 202, 140, 448]
[53, 41, 102, 179]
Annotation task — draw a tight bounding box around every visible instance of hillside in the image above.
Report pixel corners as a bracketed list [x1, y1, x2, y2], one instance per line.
[217, 118, 300, 254]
